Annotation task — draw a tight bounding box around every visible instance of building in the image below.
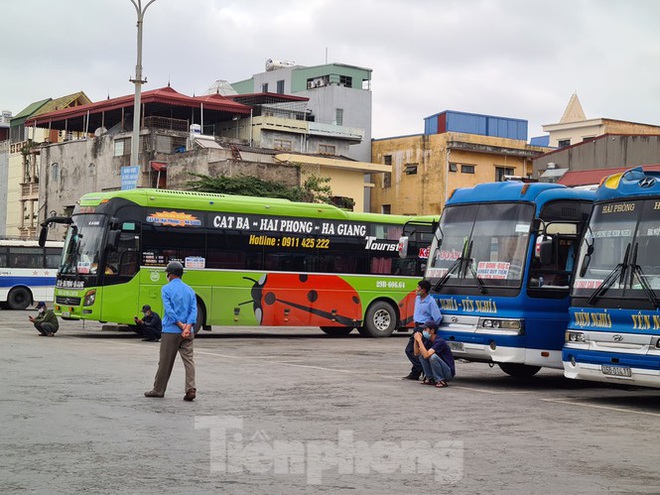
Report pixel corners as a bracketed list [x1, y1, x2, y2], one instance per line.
[19, 85, 387, 237]
[0, 92, 91, 237]
[371, 111, 549, 216]
[231, 60, 373, 163]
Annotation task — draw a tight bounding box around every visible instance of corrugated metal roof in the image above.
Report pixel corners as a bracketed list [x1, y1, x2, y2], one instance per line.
[558, 164, 660, 187]
[25, 86, 252, 129]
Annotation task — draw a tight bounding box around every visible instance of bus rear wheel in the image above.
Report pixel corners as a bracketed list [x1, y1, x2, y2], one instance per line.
[498, 363, 541, 378]
[363, 301, 397, 338]
[7, 287, 32, 310]
[320, 326, 354, 337]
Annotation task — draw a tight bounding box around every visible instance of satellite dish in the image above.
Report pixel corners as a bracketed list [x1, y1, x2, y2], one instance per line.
[94, 127, 107, 137]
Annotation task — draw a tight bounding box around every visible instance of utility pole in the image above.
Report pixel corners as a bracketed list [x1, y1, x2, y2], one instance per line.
[129, 0, 157, 169]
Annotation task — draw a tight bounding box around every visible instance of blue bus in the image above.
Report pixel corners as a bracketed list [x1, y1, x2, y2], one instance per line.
[424, 181, 594, 377]
[563, 167, 660, 387]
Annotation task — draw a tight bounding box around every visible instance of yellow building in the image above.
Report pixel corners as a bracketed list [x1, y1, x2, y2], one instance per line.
[372, 128, 549, 216]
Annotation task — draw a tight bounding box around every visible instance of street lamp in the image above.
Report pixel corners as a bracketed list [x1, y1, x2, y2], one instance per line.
[129, 0, 158, 169]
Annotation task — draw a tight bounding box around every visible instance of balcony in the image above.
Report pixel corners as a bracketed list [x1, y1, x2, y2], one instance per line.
[20, 182, 39, 200]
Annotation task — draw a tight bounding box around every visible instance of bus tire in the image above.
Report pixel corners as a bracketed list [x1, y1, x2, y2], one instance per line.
[356, 327, 371, 337]
[363, 301, 397, 338]
[498, 363, 541, 378]
[320, 326, 354, 337]
[194, 299, 206, 335]
[7, 287, 32, 310]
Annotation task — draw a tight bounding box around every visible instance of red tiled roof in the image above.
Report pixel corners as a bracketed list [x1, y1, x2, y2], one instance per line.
[558, 164, 660, 186]
[25, 86, 251, 128]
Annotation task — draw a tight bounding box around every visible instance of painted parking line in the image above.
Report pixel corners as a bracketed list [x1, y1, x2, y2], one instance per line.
[196, 350, 354, 373]
[541, 398, 660, 418]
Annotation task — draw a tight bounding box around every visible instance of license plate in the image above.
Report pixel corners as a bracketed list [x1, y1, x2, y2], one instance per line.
[601, 365, 632, 377]
[61, 311, 71, 318]
[448, 341, 465, 352]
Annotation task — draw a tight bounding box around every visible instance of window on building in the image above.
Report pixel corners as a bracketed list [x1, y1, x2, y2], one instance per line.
[384, 155, 392, 165]
[114, 138, 130, 156]
[273, 138, 292, 151]
[382, 204, 391, 214]
[495, 167, 515, 182]
[339, 75, 353, 88]
[335, 108, 344, 126]
[276, 80, 285, 94]
[558, 139, 571, 148]
[404, 163, 418, 175]
[50, 163, 59, 182]
[318, 144, 336, 155]
[461, 164, 475, 174]
[448, 163, 458, 172]
[261, 82, 269, 93]
[383, 173, 391, 188]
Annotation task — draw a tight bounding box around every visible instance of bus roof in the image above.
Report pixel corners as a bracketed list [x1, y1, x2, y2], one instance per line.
[78, 188, 437, 225]
[596, 166, 660, 201]
[447, 181, 594, 208]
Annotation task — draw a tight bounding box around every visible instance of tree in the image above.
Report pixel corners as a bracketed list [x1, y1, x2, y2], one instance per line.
[186, 173, 334, 204]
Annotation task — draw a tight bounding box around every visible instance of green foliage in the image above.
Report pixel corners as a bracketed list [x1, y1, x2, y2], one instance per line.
[186, 173, 334, 204]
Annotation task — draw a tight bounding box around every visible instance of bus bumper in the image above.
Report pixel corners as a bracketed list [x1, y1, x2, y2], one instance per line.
[450, 342, 562, 368]
[563, 350, 660, 388]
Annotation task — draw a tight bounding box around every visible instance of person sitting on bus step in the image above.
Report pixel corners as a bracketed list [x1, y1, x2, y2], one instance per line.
[414, 320, 455, 388]
[134, 304, 162, 342]
[29, 301, 59, 337]
[402, 280, 442, 381]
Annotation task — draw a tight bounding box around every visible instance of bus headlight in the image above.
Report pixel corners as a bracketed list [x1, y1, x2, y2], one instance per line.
[566, 331, 586, 343]
[83, 289, 96, 307]
[477, 318, 523, 335]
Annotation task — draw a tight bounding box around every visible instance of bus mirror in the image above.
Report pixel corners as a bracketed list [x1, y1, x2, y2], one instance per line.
[398, 236, 409, 258]
[38, 226, 48, 247]
[107, 230, 121, 251]
[539, 239, 553, 265]
[579, 244, 594, 277]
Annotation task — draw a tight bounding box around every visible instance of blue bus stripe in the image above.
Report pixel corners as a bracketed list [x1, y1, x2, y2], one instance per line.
[0, 276, 56, 288]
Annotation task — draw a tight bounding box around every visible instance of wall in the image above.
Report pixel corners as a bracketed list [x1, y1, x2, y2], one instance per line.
[371, 132, 544, 216]
[534, 134, 660, 176]
[0, 147, 7, 235]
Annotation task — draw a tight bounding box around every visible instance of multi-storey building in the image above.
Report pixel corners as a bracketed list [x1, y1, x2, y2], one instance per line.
[371, 111, 550, 216]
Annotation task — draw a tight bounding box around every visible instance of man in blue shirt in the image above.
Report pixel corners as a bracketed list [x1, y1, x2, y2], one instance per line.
[402, 280, 442, 380]
[145, 261, 198, 401]
[414, 320, 455, 388]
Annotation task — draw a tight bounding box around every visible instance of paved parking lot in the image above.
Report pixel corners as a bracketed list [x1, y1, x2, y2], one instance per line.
[2, 308, 660, 494]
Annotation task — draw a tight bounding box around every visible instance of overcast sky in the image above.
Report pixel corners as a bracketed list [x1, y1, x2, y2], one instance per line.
[2, 0, 659, 140]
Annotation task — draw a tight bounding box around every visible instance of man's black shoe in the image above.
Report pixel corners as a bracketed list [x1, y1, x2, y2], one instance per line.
[402, 373, 421, 381]
[142, 338, 157, 341]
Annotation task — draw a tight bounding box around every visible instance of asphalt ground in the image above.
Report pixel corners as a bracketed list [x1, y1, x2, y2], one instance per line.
[2, 309, 660, 494]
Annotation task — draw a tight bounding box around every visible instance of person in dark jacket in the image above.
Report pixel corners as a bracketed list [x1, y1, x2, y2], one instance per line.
[29, 301, 59, 336]
[134, 305, 162, 342]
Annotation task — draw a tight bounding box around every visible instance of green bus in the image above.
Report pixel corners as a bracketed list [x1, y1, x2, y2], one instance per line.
[40, 189, 435, 337]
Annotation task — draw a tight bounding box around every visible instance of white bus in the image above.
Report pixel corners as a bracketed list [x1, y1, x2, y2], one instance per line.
[0, 238, 63, 310]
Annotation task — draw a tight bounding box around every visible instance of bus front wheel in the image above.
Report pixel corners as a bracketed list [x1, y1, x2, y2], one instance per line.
[363, 301, 397, 338]
[7, 287, 32, 310]
[320, 326, 354, 337]
[498, 363, 541, 378]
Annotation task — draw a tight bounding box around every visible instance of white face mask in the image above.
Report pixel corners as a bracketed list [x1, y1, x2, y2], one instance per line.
[38, 307, 45, 314]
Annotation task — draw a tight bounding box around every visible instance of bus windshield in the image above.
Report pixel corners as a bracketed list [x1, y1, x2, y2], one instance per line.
[60, 214, 108, 275]
[426, 202, 533, 289]
[574, 199, 660, 299]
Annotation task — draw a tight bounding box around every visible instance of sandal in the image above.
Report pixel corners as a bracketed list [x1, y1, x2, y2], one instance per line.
[421, 379, 436, 386]
[435, 381, 448, 388]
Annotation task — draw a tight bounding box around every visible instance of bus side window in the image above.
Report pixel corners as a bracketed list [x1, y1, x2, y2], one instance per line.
[0, 253, 6, 268]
